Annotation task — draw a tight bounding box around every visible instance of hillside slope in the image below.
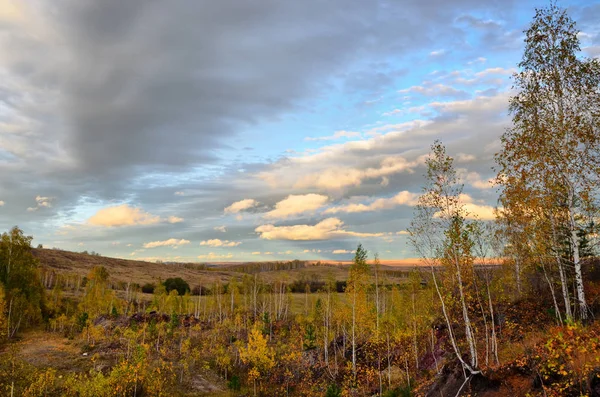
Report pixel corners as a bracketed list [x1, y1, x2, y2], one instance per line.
[32, 248, 237, 286]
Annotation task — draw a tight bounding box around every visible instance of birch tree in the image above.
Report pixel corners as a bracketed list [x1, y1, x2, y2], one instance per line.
[346, 244, 371, 382]
[495, 3, 600, 321]
[409, 141, 481, 376]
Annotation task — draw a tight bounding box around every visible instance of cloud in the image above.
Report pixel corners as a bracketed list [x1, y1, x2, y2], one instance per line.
[0, 201, 4, 206]
[88, 204, 161, 227]
[475, 67, 515, 78]
[456, 153, 477, 163]
[256, 118, 449, 192]
[214, 225, 227, 233]
[224, 199, 259, 214]
[292, 156, 424, 190]
[305, 130, 361, 141]
[433, 194, 497, 221]
[0, 0, 521, 259]
[143, 238, 190, 248]
[458, 169, 494, 190]
[332, 249, 351, 254]
[324, 191, 420, 214]
[200, 239, 241, 247]
[264, 194, 329, 220]
[399, 84, 470, 99]
[27, 196, 54, 212]
[174, 191, 185, 196]
[255, 217, 385, 241]
[198, 252, 233, 260]
[468, 57, 487, 64]
[463, 203, 497, 220]
[167, 216, 184, 223]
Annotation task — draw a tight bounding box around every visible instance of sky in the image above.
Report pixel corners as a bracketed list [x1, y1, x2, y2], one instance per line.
[0, 0, 599, 263]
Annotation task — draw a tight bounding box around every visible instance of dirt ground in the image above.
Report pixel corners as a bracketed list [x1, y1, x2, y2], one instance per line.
[14, 330, 89, 371]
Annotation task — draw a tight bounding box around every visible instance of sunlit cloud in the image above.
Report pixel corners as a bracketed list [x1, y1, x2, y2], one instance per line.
[324, 191, 420, 214]
[256, 218, 385, 241]
[200, 239, 241, 247]
[224, 199, 259, 214]
[264, 194, 329, 220]
[143, 238, 191, 248]
[88, 204, 161, 227]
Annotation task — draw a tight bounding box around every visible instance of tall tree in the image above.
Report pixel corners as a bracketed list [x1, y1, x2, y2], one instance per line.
[409, 141, 481, 376]
[0, 227, 45, 337]
[495, 3, 600, 320]
[347, 244, 371, 382]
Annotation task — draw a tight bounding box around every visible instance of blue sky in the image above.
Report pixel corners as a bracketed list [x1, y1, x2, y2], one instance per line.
[0, 0, 599, 263]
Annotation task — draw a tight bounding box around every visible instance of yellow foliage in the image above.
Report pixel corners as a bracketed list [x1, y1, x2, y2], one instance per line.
[239, 327, 275, 376]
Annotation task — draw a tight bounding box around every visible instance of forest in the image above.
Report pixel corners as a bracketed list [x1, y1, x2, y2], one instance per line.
[2, 3, 600, 396]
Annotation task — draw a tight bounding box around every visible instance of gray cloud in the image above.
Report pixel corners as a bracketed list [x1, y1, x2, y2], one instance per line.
[0, 0, 529, 256]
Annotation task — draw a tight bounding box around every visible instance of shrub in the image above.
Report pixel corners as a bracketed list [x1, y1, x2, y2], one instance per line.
[163, 277, 190, 295]
[141, 283, 155, 294]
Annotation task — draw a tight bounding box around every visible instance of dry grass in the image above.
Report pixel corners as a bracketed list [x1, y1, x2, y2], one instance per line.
[34, 248, 240, 286]
[34, 248, 414, 288]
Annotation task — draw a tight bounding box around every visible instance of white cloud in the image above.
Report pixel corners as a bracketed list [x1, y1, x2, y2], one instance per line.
[224, 199, 259, 214]
[88, 204, 161, 227]
[324, 191, 420, 214]
[0, 200, 4, 206]
[474, 67, 515, 78]
[264, 194, 329, 220]
[383, 106, 427, 117]
[382, 109, 402, 116]
[305, 130, 361, 141]
[429, 49, 446, 56]
[214, 225, 227, 233]
[447, 68, 515, 87]
[167, 216, 184, 223]
[252, 251, 261, 255]
[174, 191, 185, 196]
[332, 249, 351, 254]
[255, 218, 385, 241]
[428, 93, 509, 115]
[399, 83, 468, 99]
[200, 239, 241, 247]
[468, 57, 487, 65]
[143, 238, 190, 248]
